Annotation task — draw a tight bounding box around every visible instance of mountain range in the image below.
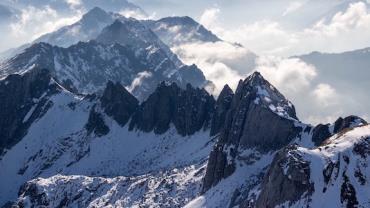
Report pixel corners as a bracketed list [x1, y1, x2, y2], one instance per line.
[0, 4, 369, 208]
[0, 67, 368, 207]
[0, 7, 209, 100]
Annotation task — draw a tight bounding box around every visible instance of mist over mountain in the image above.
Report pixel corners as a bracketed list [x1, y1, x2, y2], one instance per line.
[0, 1, 369, 208]
[0, 7, 209, 100]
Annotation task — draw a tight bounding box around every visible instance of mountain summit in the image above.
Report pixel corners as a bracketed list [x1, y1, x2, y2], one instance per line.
[0, 13, 208, 100]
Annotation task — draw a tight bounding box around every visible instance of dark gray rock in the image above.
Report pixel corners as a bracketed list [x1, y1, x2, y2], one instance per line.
[311, 124, 331, 146]
[101, 81, 139, 126]
[202, 72, 302, 192]
[255, 145, 314, 208]
[311, 116, 367, 146]
[85, 106, 110, 137]
[1, 19, 209, 100]
[17, 182, 49, 208]
[340, 172, 359, 208]
[0, 68, 58, 155]
[210, 84, 234, 136]
[129, 82, 215, 136]
[334, 116, 367, 134]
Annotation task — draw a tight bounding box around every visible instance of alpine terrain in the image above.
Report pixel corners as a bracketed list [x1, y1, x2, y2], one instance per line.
[0, 3, 369, 208]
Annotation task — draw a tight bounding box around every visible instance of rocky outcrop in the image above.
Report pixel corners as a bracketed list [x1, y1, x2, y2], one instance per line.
[101, 81, 139, 127]
[129, 82, 215, 136]
[210, 85, 234, 136]
[311, 115, 367, 146]
[85, 106, 110, 137]
[333, 116, 367, 134]
[311, 124, 331, 146]
[0, 68, 58, 155]
[255, 145, 314, 208]
[202, 72, 302, 192]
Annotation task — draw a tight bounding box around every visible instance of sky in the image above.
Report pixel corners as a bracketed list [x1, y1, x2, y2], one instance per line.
[2, 0, 370, 55]
[0, 0, 369, 124]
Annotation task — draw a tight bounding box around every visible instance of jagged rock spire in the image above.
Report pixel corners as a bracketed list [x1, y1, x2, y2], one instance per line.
[202, 72, 302, 192]
[101, 81, 139, 127]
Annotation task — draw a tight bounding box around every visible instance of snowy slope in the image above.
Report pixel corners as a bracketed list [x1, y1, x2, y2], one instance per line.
[0, 68, 215, 207]
[292, 125, 370, 207]
[0, 87, 215, 207]
[0, 70, 368, 208]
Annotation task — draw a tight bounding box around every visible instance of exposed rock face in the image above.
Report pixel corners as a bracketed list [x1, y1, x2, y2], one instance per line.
[334, 116, 367, 134]
[311, 124, 331, 146]
[129, 82, 215, 136]
[210, 85, 234, 136]
[311, 115, 367, 146]
[1, 18, 208, 101]
[85, 106, 110, 137]
[202, 72, 302, 192]
[101, 81, 139, 126]
[0, 68, 58, 155]
[253, 125, 370, 208]
[255, 145, 314, 208]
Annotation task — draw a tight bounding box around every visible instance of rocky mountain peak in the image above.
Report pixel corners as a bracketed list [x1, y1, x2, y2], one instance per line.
[210, 84, 234, 136]
[202, 72, 302, 192]
[129, 82, 215, 136]
[238, 71, 297, 120]
[100, 81, 139, 127]
[81, 7, 112, 24]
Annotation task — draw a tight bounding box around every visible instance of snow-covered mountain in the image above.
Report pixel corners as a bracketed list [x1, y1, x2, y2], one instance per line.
[144, 16, 221, 47]
[33, 7, 220, 51]
[34, 7, 118, 48]
[189, 72, 368, 208]
[0, 67, 216, 207]
[0, 10, 208, 100]
[0, 68, 368, 207]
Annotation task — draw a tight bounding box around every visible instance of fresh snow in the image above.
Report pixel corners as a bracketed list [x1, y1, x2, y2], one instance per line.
[0, 89, 215, 206]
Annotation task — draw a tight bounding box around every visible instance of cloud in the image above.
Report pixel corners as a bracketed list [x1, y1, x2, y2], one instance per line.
[119, 8, 156, 20]
[127, 71, 153, 92]
[199, 7, 220, 29]
[200, 2, 370, 56]
[252, 56, 346, 124]
[8, 5, 82, 43]
[255, 56, 317, 93]
[312, 83, 339, 107]
[65, 0, 82, 9]
[283, 1, 306, 16]
[171, 41, 255, 95]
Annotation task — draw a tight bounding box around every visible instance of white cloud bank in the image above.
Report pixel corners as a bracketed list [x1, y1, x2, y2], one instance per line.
[201, 2, 370, 56]
[10, 6, 82, 40]
[172, 41, 255, 95]
[191, 2, 370, 124]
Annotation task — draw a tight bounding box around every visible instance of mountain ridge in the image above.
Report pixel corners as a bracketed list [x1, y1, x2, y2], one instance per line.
[0, 68, 367, 207]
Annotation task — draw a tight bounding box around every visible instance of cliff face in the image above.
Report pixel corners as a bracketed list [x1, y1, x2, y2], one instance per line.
[253, 125, 370, 208]
[0, 68, 60, 155]
[202, 72, 302, 192]
[129, 83, 215, 136]
[1, 67, 368, 208]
